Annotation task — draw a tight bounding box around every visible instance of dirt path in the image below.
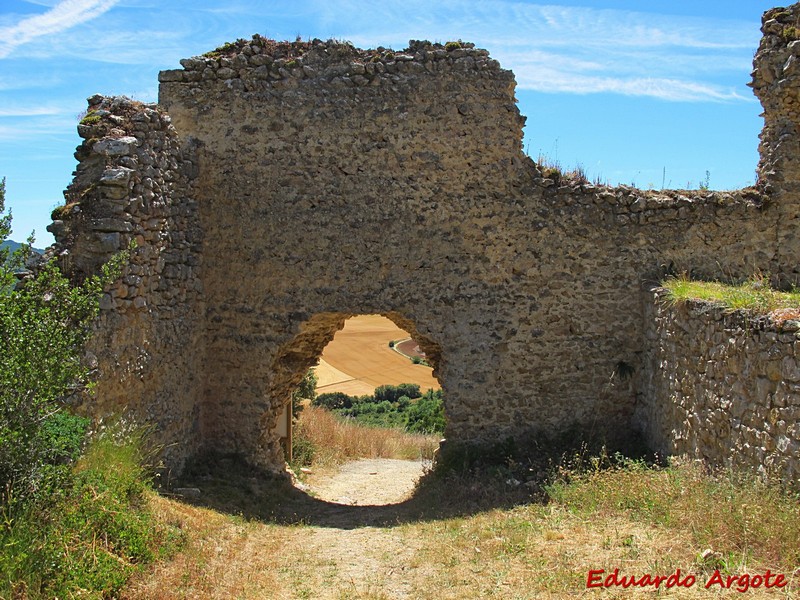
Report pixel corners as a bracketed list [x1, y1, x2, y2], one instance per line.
[306, 458, 430, 507]
[292, 458, 431, 598]
[125, 458, 433, 599]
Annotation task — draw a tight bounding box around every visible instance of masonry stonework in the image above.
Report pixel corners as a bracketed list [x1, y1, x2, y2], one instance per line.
[639, 291, 800, 484]
[49, 95, 204, 469]
[48, 6, 800, 479]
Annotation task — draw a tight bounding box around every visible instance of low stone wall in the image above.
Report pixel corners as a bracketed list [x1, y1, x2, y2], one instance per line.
[638, 289, 800, 485]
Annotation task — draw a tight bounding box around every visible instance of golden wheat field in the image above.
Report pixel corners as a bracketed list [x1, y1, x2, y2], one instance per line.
[314, 314, 441, 396]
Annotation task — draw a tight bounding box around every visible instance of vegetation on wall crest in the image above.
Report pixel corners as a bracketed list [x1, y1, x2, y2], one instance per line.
[662, 274, 800, 322]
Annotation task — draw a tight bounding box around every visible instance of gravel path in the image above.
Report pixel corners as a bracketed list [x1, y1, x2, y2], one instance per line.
[307, 458, 430, 506]
[297, 458, 431, 598]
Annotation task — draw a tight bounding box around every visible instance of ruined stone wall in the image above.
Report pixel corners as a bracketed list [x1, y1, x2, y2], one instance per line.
[638, 291, 800, 486]
[49, 95, 204, 472]
[752, 6, 800, 286]
[153, 36, 783, 472]
[48, 3, 800, 477]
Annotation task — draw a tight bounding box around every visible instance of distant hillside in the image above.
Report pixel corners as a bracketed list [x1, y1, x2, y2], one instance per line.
[1, 240, 45, 255]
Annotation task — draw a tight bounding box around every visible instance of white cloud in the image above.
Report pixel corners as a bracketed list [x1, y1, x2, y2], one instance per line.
[0, 0, 119, 59]
[325, 0, 760, 102]
[513, 68, 750, 102]
[0, 0, 764, 105]
[493, 47, 754, 102]
[0, 110, 77, 140]
[0, 106, 64, 117]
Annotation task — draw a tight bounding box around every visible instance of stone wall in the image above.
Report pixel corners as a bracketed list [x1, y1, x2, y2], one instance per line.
[638, 290, 800, 485]
[48, 95, 204, 472]
[47, 4, 800, 478]
[751, 6, 800, 287]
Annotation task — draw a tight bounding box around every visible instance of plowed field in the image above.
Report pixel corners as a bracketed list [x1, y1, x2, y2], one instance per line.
[314, 315, 440, 395]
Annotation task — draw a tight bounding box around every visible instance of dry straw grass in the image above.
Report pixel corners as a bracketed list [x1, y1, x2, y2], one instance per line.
[400, 459, 800, 598]
[124, 453, 800, 598]
[294, 405, 439, 466]
[122, 495, 296, 600]
[548, 459, 800, 573]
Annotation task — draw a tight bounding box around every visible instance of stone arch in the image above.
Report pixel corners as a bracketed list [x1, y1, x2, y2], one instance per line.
[260, 311, 445, 470]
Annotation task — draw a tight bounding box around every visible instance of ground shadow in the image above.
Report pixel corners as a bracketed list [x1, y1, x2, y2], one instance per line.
[165, 433, 656, 529]
[165, 457, 545, 529]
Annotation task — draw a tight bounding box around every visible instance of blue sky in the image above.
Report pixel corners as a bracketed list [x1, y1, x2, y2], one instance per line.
[0, 0, 782, 245]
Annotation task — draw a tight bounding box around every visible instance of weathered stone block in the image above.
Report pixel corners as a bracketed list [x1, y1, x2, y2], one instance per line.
[158, 69, 185, 83]
[93, 136, 138, 156]
[100, 167, 134, 187]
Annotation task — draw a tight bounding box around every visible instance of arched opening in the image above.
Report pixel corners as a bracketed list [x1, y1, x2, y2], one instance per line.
[269, 313, 445, 505]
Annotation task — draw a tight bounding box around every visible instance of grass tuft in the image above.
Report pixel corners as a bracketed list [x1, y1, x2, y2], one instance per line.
[662, 273, 800, 321]
[409, 455, 800, 596]
[547, 458, 800, 572]
[0, 425, 180, 599]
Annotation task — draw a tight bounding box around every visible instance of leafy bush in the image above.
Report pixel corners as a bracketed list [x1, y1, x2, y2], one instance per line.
[313, 385, 445, 434]
[291, 368, 317, 415]
[0, 178, 124, 501]
[0, 426, 178, 599]
[0, 254, 126, 501]
[374, 383, 421, 402]
[338, 399, 408, 429]
[0, 179, 171, 597]
[37, 411, 91, 466]
[405, 390, 446, 434]
[313, 391, 353, 410]
[290, 429, 317, 468]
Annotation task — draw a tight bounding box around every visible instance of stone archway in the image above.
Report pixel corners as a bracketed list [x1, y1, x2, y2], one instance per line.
[263, 312, 444, 468]
[48, 22, 800, 477]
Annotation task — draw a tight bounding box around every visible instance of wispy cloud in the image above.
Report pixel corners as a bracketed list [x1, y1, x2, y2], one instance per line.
[0, 120, 76, 141]
[0, 0, 119, 59]
[494, 47, 753, 102]
[1, 0, 760, 102]
[0, 102, 76, 141]
[511, 67, 750, 102]
[0, 106, 64, 117]
[326, 0, 760, 102]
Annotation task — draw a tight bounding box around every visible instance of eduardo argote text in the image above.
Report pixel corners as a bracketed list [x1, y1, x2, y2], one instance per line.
[587, 568, 788, 593]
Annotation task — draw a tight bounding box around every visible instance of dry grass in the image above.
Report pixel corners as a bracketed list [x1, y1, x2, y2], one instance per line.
[122, 493, 299, 599]
[396, 460, 800, 598]
[548, 459, 800, 571]
[124, 455, 800, 599]
[294, 405, 439, 467]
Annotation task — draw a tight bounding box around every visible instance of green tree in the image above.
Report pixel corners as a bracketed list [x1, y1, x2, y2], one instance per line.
[405, 389, 446, 434]
[0, 178, 32, 280]
[0, 178, 126, 502]
[374, 383, 421, 403]
[313, 391, 353, 410]
[291, 368, 318, 415]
